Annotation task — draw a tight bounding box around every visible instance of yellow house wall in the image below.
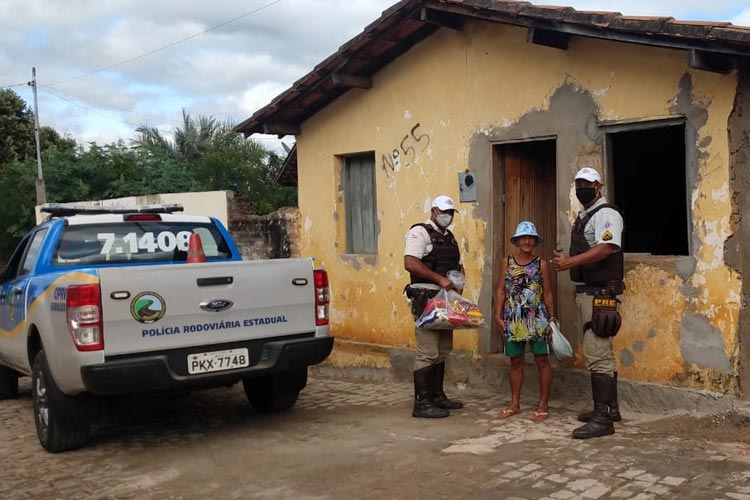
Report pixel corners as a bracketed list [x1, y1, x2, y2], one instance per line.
[295, 20, 742, 393]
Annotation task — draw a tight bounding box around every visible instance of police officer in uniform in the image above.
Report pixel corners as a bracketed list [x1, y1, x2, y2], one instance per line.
[404, 195, 465, 418]
[552, 167, 624, 439]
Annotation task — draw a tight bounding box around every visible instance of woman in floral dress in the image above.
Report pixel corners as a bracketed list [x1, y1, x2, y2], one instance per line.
[494, 221, 556, 421]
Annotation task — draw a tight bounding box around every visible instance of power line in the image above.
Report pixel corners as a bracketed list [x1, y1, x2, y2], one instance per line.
[39, 87, 164, 130]
[38, 85, 183, 124]
[46, 0, 284, 87]
[0, 82, 27, 89]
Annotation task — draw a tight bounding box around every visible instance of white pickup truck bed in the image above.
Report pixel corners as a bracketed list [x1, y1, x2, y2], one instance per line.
[79, 258, 332, 394]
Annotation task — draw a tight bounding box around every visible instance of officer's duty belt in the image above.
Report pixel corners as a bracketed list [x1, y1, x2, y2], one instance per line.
[575, 282, 625, 296]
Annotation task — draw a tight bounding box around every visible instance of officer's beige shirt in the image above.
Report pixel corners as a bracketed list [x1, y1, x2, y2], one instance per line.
[405, 219, 442, 259]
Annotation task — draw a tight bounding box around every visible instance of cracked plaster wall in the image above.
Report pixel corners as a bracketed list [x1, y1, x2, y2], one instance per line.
[725, 67, 750, 398]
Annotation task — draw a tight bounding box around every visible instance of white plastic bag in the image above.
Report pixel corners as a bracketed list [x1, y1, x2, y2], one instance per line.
[446, 270, 466, 291]
[550, 320, 573, 359]
[415, 289, 485, 330]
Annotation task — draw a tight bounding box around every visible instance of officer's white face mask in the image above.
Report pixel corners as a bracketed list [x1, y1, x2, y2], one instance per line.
[435, 213, 453, 228]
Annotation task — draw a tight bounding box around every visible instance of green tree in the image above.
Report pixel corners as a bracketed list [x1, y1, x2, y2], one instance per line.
[103, 143, 198, 197]
[134, 110, 225, 163]
[0, 89, 35, 168]
[0, 160, 36, 259]
[134, 111, 296, 214]
[40, 127, 77, 154]
[0, 90, 38, 260]
[0, 92, 297, 264]
[243, 150, 297, 214]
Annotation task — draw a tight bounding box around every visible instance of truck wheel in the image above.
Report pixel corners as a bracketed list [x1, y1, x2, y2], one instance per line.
[0, 366, 19, 400]
[32, 351, 91, 453]
[243, 368, 307, 413]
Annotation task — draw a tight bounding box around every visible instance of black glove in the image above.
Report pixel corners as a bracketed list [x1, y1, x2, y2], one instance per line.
[590, 294, 621, 338]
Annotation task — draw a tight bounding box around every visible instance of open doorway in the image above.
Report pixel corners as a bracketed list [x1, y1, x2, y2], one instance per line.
[492, 139, 557, 350]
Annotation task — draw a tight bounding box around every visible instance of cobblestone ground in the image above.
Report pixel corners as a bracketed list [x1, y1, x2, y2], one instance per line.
[2, 375, 750, 499]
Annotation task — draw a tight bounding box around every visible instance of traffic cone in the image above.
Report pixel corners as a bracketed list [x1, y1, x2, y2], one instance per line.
[186, 233, 206, 263]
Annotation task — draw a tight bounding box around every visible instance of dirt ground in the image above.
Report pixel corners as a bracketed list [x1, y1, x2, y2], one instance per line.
[639, 411, 750, 444]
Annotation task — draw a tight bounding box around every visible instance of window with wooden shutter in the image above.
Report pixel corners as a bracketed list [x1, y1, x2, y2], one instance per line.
[344, 154, 377, 254]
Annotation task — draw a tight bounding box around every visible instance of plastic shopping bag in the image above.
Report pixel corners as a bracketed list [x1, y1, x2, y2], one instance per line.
[446, 270, 466, 290]
[415, 289, 486, 330]
[550, 320, 573, 359]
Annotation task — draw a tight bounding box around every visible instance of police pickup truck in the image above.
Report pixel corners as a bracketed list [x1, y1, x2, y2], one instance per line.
[0, 203, 333, 452]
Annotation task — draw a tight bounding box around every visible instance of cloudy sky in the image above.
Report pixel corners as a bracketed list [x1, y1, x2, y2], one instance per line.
[2, 0, 749, 150]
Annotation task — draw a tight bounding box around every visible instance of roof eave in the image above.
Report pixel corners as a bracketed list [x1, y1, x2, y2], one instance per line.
[235, 0, 750, 138]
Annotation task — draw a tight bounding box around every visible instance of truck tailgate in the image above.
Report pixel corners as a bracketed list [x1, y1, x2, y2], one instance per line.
[98, 259, 317, 356]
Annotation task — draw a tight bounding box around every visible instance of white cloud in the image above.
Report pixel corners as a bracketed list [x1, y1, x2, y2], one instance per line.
[730, 8, 750, 26]
[236, 82, 290, 119]
[1, 0, 396, 144]
[1, 0, 748, 146]
[562, 1, 747, 18]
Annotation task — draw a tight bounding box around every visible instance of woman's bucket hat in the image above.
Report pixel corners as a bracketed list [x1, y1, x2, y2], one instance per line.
[510, 221, 542, 245]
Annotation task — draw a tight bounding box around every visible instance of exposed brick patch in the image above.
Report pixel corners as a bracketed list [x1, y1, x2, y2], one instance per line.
[228, 195, 300, 260]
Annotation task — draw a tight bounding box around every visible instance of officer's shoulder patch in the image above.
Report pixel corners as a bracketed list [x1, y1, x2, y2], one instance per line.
[602, 230, 613, 241]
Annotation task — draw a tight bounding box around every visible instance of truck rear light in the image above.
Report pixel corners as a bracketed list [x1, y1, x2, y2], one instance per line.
[66, 284, 104, 351]
[313, 269, 330, 326]
[125, 214, 162, 221]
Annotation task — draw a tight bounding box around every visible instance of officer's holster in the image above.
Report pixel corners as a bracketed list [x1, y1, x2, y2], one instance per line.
[404, 285, 439, 320]
[588, 291, 622, 338]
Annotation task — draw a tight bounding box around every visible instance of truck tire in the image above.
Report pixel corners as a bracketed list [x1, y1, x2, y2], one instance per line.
[32, 351, 91, 453]
[0, 366, 19, 400]
[243, 368, 307, 413]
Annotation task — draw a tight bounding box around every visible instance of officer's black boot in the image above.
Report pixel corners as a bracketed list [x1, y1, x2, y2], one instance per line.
[572, 373, 615, 439]
[578, 371, 621, 423]
[432, 361, 463, 410]
[609, 371, 621, 422]
[413, 367, 449, 418]
[577, 373, 596, 422]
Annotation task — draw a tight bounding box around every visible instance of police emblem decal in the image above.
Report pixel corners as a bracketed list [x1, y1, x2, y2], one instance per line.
[130, 292, 166, 323]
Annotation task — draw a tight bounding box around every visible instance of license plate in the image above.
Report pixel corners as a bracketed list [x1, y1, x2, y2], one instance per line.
[187, 348, 249, 374]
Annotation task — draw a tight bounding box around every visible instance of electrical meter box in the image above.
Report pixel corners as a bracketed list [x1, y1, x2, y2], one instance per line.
[458, 171, 477, 202]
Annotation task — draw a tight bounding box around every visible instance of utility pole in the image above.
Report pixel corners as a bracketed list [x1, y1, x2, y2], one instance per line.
[28, 67, 46, 205]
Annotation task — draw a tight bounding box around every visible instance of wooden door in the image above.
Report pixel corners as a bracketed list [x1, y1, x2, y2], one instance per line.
[501, 140, 556, 266]
[492, 140, 557, 349]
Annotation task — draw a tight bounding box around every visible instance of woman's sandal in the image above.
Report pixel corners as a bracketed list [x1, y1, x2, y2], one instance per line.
[499, 407, 521, 419]
[532, 410, 549, 421]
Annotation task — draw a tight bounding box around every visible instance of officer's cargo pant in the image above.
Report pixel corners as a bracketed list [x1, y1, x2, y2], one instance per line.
[576, 293, 618, 376]
[414, 328, 453, 371]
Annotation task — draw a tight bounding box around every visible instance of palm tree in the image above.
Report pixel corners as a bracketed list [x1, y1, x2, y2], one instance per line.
[135, 110, 216, 160]
[132, 110, 294, 213]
